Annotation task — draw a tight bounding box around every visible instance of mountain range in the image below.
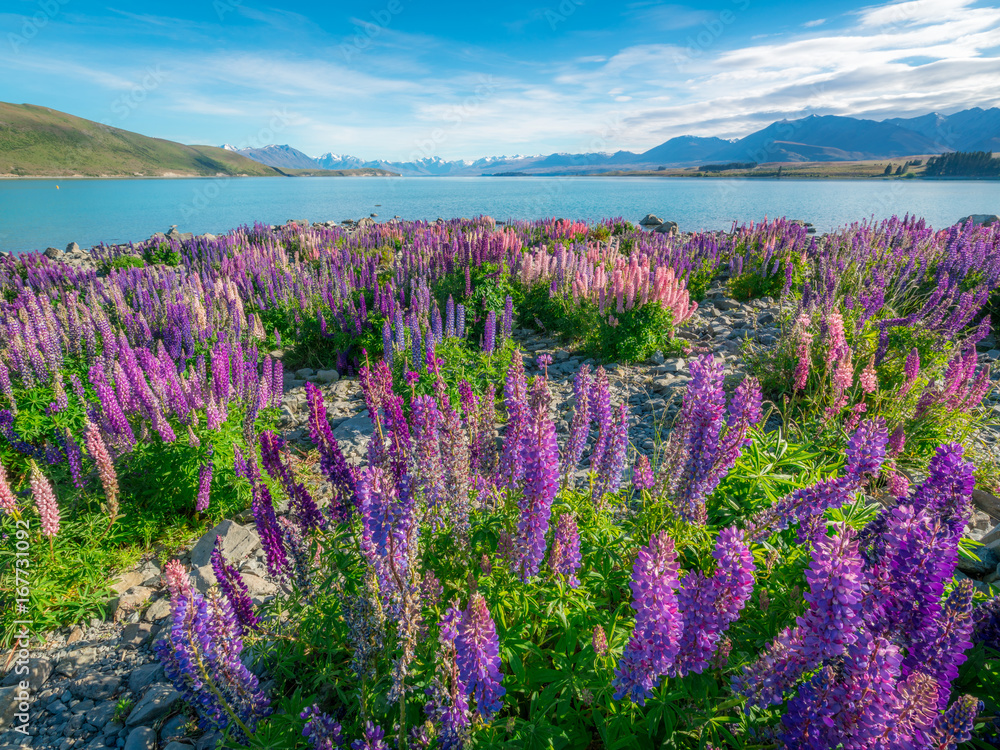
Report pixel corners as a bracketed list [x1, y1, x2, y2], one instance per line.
[224, 108, 1000, 176]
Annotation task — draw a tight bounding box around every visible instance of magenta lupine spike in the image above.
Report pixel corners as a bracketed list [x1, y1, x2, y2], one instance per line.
[632, 453, 654, 490]
[456, 592, 505, 720]
[516, 378, 559, 581]
[589, 367, 612, 470]
[613, 531, 683, 705]
[0, 460, 18, 514]
[793, 315, 813, 391]
[259, 431, 324, 531]
[196, 454, 214, 513]
[249, 473, 289, 579]
[84, 421, 119, 524]
[305, 381, 356, 520]
[499, 351, 528, 487]
[210, 538, 260, 634]
[908, 442, 975, 542]
[673, 354, 727, 523]
[483, 310, 496, 354]
[904, 347, 920, 382]
[845, 417, 888, 478]
[31, 464, 60, 538]
[562, 364, 592, 474]
[548, 513, 582, 587]
[672, 526, 755, 677]
[594, 401, 628, 504]
[411, 395, 445, 512]
[734, 526, 864, 706]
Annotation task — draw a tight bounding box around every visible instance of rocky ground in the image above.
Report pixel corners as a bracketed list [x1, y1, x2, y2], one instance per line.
[2, 242, 1000, 750]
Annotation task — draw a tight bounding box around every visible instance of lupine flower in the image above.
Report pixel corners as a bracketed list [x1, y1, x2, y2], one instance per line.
[502, 294, 513, 340]
[562, 364, 592, 473]
[499, 352, 528, 487]
[734, 526, 864, 706]
[343, 568, 386, 682]
[155, 571, 271, 741]
[0, 460, 17, 514]
[249, 472, 289, 579]
[924, 695, 982, 749]
[516, 378, 559, 581]
[592, 625, 608, 657]
[537, 353, 552, 373]
[793, 314, 814, 391]
[31, 464, 60, 538]
[426, 604, 471, 750]
[593, 402, 628, 504]
[632, 453, 654, 491]
[211, 538, 260, 634]
[195, 453, 214, 513]
[305, 381, 356, 520]
[548, 513, 582, 586]
[589, 367, 612, 470]
[859, 356, 878, 393]
[456, 592, 505, 719]
[483, 310, 496, 354]
[351, 722, 389, 750]
[301, 705, 343, 750]
[613, 532, 682, 704]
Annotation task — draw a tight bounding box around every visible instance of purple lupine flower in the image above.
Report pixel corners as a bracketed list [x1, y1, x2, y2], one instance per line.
[445, 295, 456, 338]
[908, 442, 974, 542]
[536, 353, 553, 373]
[154, 575, 271, 741]
[673, 354, 726, 523]
[195, 452, 214, 513]
[548, 513, 582, 586]
[734, 526, 864, 706]
[613, 531, 682, 705]
[672, 526, 755, 677]
[210, 538, 260, 635]
[589, 367, 612, 470]
[973, 594, 1000, 651]
[904, 347, 920, 383]
[924, 695, 981, 749]
[499, 352, 528, 487]
[62, 428, 84, 490]
[632, 453, 654, 491]
[410, 318, 423, 369]
[483, 310, 496, 354]
[516, 378, 559, 581]
[426, 603, 471, 749]
[249, 471, 289, 579]
[411, 395, 445, 512]
[562, 364, 592, 474]
[594, 402, 628, 504]
[456, 592, 505, 720]
[382, 320, 393, 370]
[259, 431, 324, 531]
[845, 417, 888, 478]
[301, 705, 343, 750]
[305, 381, 356, 521]
[502, 294, 513, 340]
[592, 625, 608, 657]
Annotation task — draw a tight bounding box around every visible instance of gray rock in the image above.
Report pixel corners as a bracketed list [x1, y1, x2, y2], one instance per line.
[123, 726, 157, 750]
[316, 369, 340, 384]
[159, 713, 190, 742]
[958, 214, 999, 227]
[1, 657, 52, 691]
[143, 598, 171, 622]
[241, 573, 278, 597]
[0, 684, 27, 731]
[957, 545, 1000, 577]
[89, 701, 118, 729]
[164, 743, 195, 750]
[120, 622, 158, 649]
[71, 674, 121, 701]
[66, 242, 81, 253]
[333, 412, 375, 442]
[189, 520, 260, 568]
[638, 214, 663, 226]
[44, 247, 63, 259]
[196, 732, 222, 750]
[653, 220, 678, 235]
[128, 664, 164, 695]
[126, 685, 181, 727]
[55, 648, 99, 678]
[295, 367, 315, 379]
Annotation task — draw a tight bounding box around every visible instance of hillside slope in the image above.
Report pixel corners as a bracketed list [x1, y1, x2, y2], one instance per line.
[0, 102, 282, 177]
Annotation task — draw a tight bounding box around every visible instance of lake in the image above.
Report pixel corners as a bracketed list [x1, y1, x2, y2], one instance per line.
[1, 175, 998, 254]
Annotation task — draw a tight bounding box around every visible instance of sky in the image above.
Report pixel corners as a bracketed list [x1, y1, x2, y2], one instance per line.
[1, 0, 999, 161]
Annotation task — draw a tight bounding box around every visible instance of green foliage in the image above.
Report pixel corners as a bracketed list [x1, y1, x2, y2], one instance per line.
[107, 255, 146, 271]
[597, 303, 681, 362]
[143, 242, 182, 267]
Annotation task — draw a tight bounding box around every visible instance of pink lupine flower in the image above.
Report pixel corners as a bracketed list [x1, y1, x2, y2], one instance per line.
[0, 460, 18, 515]
[859, 357, 878, 393]
[31, 464, 60, 538]
[825, 311, 848, 367]
[84, 421, 119, 527]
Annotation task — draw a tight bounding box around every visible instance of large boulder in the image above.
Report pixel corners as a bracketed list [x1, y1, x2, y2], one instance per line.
[639, 214, 663, 227]
[189, 520, 260, 568]
[957, 214, 999, 227]
[654, 220, 679, 235]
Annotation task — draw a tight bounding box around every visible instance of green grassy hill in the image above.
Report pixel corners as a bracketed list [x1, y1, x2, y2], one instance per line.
[0, 102, 282, 177]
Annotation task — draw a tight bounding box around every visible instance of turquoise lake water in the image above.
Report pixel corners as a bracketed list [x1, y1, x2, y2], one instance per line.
[1, 175, 998, 254]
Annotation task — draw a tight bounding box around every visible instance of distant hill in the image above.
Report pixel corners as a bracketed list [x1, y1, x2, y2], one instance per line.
[224, 143, 319, 169]
[257, 106, 999, 176]
[0, 102, 281, 177]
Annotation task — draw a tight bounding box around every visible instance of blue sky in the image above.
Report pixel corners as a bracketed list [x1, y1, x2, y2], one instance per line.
[2, 0, 999, 160]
